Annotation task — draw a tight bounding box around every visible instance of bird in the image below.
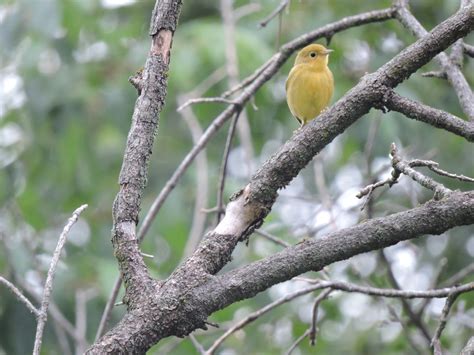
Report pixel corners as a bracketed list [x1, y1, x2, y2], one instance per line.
[285, 44, 334, 127]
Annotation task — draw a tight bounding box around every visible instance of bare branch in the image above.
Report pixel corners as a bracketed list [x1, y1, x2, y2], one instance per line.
[309, 289, 332, 345]
[199, 192, 474, 329]
[20, 277, 87, 345]
[0, 275, 39, 317]
[394, 0, 474, 120]
[179, 101, 210, 258]
[391, 143, 452, 199]
[290, 279, 474, 300]
[137, 6, 398, 244]
[359, 143, 456, 203]
[383, 91, 474, 141]
[286, 329, 311, 355]
[75, 289, 97, 354]
[95, 276, 122, 340]
[379, 250, 431, 346]
[259, 0, 289, 28]
[33, 204, 88, 355]
[387, 305, 424, 354]
[416, 258, 448, 317]
[220, 0, 255, 175]
[110, 0, 183, 306]
[216, 110, 241, 223]
[410, 159, 474, 182]
[464, 43, 474, 57]
[177, 97, 239, 112]
[189, 334, 206, 355]
[254, 229, 291, 248]
[431, 290, 461, 353]
[89, 3, 474, 352]
[421, 70, 447, 79]
[205, 284, 324, 355]
[441, 262, 474, 286]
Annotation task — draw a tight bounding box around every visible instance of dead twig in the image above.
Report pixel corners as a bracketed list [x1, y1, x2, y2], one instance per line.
[33, 204, 88, 355]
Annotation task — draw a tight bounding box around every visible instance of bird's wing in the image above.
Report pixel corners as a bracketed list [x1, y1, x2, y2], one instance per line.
[285, 65, 298, 92]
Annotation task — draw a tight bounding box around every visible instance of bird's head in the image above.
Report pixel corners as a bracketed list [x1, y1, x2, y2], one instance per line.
[294, 44, 333, 68]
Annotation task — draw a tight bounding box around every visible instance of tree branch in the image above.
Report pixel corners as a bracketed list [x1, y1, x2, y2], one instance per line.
[0, 275, 39, 317]
[383, 90, 474, 142]
[196, 192, 474, 316]
[110, 0, 182, 305]
[136, 6, 398, 243]
[394, 0, 474, 120]
[88, 3, 474, 353]
[33, 204, 88, 355]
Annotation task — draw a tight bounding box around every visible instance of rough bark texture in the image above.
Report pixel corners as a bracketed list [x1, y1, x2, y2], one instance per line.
[89, 0, 182, 352]
[384, 91, 474, 142]
[88, 3, 474, 353]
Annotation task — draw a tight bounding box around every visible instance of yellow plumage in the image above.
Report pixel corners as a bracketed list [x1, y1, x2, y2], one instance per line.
[286, 44, 334, 126]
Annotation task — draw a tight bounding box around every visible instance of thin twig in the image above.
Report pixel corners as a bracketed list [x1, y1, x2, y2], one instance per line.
[379, 250, 432, 347]
[285, 329, 310, 355]
[0, 275, 39, 316]
[387, 305, 424, 354]
[221, 0, 255, 176]
[463, 43, 474, 57]
[137, 6, 397, 246]
[216, 110, 241, 224]
[205, 285, 323, 355]
[179, 97, 210, 259]
[416, 258, 448, 317]
[95, 276, 122, 340]
[421, 71, 447, 79]
[189, 334, 206, 355]
[409, 159, 474, 183]
[234, 3, 262, 21]
[394, 0, 474, 121]
[254, 229, 291, 248]
[52, 318, 72, 355]
[75, 288, 97, 354]
[358, 143, 454, 204]
[441, 262, 474, 287]
[431, 290, 461, 353]
[299, 279, 474, 299]
[177, 97, 239, 112]
[20, 277, 86, 345]
[259, 0, 289, 28]
[222, 57, 276, 98]
[33, 204, 88, 355]
[390, 143, 452, 199]
[309, 289, 332, 345]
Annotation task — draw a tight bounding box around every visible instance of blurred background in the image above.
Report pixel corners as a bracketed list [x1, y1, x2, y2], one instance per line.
[1, 0, 473, 354]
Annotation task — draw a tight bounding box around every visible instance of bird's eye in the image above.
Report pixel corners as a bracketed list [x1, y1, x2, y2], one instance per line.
[310, 52, 317, 58]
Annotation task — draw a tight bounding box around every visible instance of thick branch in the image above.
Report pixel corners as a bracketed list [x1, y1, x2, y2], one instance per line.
[189, 3, 474, 272]
[137, 6, 398, 241]
[196, 192, 474, 314]
[110, 0, 182, 305]
[89, 4, 474, 353]
[384, 91, 474, 142]
[394, 0, 474, 120]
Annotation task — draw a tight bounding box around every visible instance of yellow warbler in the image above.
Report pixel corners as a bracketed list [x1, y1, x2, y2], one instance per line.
[286, 44, 334, 127]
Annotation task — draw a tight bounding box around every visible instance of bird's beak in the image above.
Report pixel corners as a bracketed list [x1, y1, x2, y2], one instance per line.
[323, 49, 334, 55]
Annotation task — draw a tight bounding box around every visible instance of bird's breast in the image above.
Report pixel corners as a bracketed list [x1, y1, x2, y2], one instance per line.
[286, 65, 334, 124]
